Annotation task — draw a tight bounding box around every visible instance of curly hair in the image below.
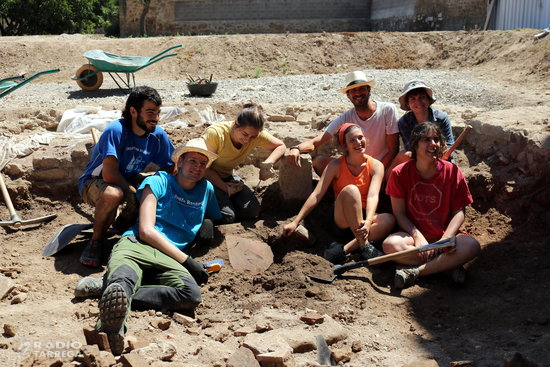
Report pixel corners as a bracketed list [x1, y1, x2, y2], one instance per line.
[121, 86, 162, 122]
[409, 122, 447, 160]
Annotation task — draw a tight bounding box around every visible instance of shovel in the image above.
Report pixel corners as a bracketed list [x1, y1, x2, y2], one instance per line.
[308, 237, 457, 284]
[0, 172, 56, 229]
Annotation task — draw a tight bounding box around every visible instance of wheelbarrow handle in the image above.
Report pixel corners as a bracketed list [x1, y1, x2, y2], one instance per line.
[149, 44, 182, 62]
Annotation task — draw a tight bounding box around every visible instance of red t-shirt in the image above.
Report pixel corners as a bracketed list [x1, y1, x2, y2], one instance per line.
[332, 155, 373, 209]
[386, 159, 473, 239]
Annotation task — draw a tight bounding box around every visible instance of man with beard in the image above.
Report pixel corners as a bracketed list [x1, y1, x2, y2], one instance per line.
[77, 86, 175, 267]
[285, 71, 399, 176]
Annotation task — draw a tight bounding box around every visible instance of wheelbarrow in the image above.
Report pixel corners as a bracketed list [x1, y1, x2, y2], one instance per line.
[0, 69, 60, 99]
[72, 44, 182, 91]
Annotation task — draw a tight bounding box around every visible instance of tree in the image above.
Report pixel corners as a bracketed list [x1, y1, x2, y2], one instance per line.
[0, 0, 118, 36]
[135, 0, 151, 36]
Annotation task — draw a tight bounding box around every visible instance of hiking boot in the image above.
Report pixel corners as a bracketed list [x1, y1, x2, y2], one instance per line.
[74, 275, 104, 298]
[80, 239, 102, 267]
[394, 265, 420, 289]
[98, 283, 128, 355]
[449, 266, 467, 284]
[323, 241, 349, 265]
[361, 242, 385, 260]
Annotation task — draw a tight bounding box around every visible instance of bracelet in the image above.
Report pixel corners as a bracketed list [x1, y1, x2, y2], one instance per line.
[289, 146, 300, 152]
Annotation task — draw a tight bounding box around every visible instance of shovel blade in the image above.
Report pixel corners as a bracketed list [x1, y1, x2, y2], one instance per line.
[42, 223, 92, 257]
[308, 273, 337, 284]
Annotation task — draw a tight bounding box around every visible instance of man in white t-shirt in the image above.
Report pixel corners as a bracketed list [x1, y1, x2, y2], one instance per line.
[285, 71, 399, 176]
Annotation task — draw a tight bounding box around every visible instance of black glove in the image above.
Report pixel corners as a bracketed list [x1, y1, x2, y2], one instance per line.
[182, 256, 209, 285]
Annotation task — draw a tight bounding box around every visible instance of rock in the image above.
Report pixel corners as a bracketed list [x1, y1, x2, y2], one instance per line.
[296, 112, 316, 126]
[3, 324, 16, 337]
[0, 275, 16, 299]
[227, 347, 261, 367]
[133, 342, 177, 362]
[299, 313, 324, 325]
[234, 326, 255, 336]
[82, 326, 111, 353]
[120, 353, 150, 367]
[126, 335, 149, 351]
[351, 340, 362, 352]
[150, 317, 171, 330]
[332, 348, 351, 364]
[11, 292, 27, 304]
[278, 156, 313, 202]
[268, 114, 295, 122]
[256, 345, 294, 367]
[172, 312, 195, 327]
[79, 344, 116, 367]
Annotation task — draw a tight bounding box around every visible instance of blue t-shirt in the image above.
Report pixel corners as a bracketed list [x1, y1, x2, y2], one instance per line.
[122, 171, 222, 251]
[398, 107, 454, 151]
[78, 118, 175, 194]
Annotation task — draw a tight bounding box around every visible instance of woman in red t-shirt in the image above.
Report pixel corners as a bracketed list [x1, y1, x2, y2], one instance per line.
[282, 123, 395, 264]
[384, 122, 480, 289]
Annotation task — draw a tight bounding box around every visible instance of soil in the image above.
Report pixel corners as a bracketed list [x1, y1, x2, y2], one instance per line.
[0, 30, 549, 367]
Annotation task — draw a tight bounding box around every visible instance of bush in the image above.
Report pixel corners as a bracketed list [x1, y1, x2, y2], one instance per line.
[0, 0, 119, 36]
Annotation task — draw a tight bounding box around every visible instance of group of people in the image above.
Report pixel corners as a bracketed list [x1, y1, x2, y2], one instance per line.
[74, 71, 480, 355]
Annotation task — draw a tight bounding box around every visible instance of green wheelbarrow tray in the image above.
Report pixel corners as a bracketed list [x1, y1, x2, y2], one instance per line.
[72, 44, 182, 91]
[0, 69, 60, 99]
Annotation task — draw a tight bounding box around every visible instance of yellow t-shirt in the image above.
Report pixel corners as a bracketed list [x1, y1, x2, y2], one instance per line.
[202, 121, 271, 178]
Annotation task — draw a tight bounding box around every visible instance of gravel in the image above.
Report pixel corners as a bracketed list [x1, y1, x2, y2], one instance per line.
[2, 69, 510, 113]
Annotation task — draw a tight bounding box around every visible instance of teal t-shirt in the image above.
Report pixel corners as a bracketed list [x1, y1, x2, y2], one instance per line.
[123, 171, 221, 251]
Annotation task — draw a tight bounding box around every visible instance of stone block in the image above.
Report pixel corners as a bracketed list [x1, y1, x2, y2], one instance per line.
[120, 353, 150, 367]
[299, 313, 324, 325]
[256, 346, 294, 367]
[278, 157, 312, 202]
[0, 275, 14, 300]
[83, 326, 111, 353]
[227, 347, 261, 367]
[172, 312, 195, 327]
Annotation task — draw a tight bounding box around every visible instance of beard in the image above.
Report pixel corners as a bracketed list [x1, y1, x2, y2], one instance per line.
[348, 90, 371, 109]
[136, 116, 157, 135]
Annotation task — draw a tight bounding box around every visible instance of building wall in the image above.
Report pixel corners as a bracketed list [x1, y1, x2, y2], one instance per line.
[119, 0, 486, 37]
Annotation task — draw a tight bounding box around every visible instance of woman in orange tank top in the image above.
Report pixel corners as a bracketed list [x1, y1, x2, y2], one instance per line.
[282, 123, 395, 264]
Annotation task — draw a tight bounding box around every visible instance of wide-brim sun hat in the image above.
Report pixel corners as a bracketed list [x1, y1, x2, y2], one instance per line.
[172, 138, 218, 168]
[339, 71, 376, 93]
[398, 79, 436, 111]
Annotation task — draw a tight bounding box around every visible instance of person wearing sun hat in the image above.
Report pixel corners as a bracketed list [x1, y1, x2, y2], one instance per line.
[285, 71, 399, 179]
[77, 137, 222, 355]
[385, 79, 455, 181]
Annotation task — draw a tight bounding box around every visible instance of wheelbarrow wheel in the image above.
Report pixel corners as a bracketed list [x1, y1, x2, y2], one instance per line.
[75, 64, 103, 91]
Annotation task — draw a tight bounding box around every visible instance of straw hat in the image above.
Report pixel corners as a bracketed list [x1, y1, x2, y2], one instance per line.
[172, 138, 218, 168]
[339, 71, 376, 93]
[398, 79, 435, 111]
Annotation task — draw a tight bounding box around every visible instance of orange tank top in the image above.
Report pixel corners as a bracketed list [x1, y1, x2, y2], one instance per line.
[332, 155, 373, 209]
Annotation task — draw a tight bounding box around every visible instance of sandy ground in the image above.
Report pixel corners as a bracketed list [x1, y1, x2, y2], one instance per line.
[0, 30, 549, 367]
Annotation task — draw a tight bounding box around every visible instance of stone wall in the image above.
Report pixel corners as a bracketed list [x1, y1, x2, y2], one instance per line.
[119, 0, 486, 36]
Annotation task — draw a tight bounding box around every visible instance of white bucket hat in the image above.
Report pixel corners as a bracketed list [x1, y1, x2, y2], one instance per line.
[398, 79, 435, 111]
[172, 138, 218, 168]
[339, 71, 376, 93]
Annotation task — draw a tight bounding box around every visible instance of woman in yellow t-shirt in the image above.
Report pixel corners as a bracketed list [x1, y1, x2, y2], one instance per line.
[202, 103, 286, 223]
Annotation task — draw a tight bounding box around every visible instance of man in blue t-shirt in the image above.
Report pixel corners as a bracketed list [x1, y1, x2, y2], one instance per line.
[78, 138, 221, 355]
[78, 86, 175, 267]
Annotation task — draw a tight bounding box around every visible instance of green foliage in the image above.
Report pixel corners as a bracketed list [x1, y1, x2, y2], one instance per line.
[0, 0, 119, 36]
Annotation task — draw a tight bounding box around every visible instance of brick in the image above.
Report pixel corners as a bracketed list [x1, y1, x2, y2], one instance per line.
[83, 326, 111, 353]
[299, 313, 324, 325]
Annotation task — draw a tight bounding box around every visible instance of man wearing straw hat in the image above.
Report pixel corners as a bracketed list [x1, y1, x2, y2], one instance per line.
[285, 71, 399, 176]
[80, 138, 221, 355]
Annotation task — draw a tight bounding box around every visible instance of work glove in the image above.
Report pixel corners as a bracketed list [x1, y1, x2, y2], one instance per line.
[226, 181, 244, 197]
[182, 256, 209, 285]
[259, 162, 275, 180]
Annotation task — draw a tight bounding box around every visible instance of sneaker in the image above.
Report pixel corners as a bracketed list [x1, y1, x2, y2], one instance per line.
[323, 241, 348, 265]
[449, 266, 467, 284]
[361, 242, 385, 260]
[80, 239, 102, 267]
[98, 283, 128, 355]
[74, 276, 103, 298]
[394, 265, 420, 289]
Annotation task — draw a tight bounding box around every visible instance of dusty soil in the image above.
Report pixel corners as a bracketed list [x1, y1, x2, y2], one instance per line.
[0, 30, 549, 367]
